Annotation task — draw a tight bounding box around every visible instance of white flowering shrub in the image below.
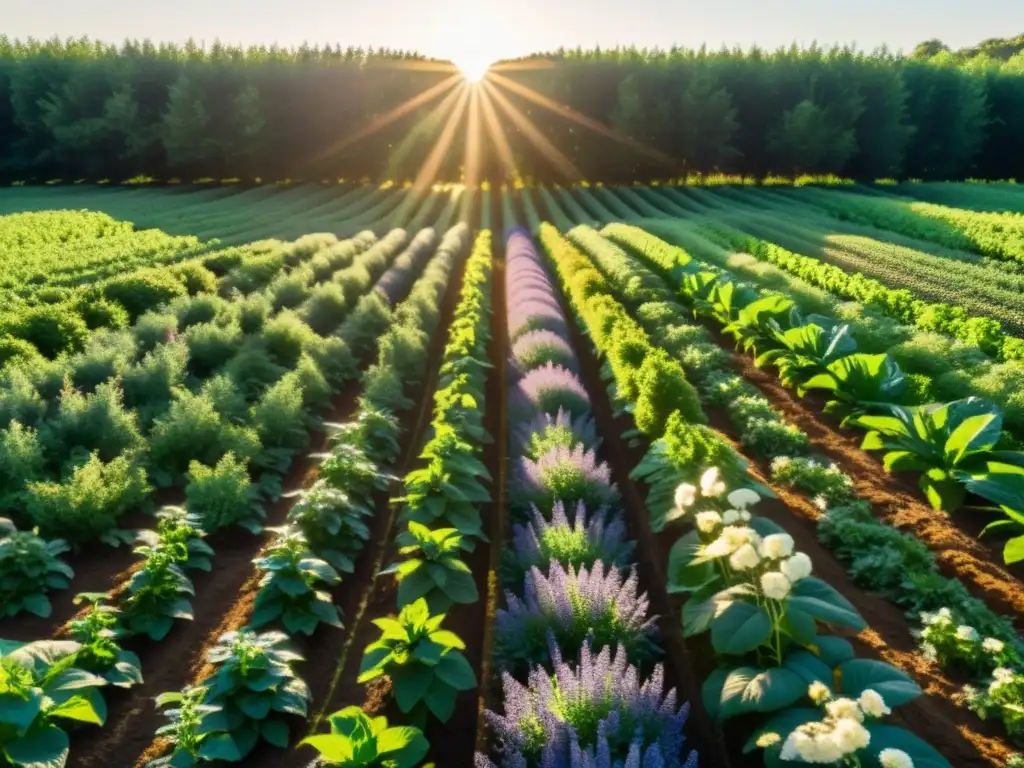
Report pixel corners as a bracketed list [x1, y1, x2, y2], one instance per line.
[919, 607, 1021, 677]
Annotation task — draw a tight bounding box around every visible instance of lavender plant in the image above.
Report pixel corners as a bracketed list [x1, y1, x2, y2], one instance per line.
[478, 641, 697, 768]
[495, 560, 656, 671]
[513, 330, 578, 375]
[515, 444, 619, 516]
[514, 408, 600, 460]
[505, 500, 635, 585]
[513, 363, 591, 421]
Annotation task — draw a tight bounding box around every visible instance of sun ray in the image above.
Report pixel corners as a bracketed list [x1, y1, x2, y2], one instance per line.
[488, 71, 675, 166]
[306, 73, 461, 169]
[479, 86, 518, 182]
[482, 80, 582, 182]
[385, 81, 465, 179]
[491, 59, 557, 73]
[462, 87, 484, 197]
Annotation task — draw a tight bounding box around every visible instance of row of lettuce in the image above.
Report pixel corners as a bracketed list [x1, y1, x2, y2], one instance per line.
[535, 223, 950, 767]
[473, 228, 699, 767]
[0, 224, 471, 767]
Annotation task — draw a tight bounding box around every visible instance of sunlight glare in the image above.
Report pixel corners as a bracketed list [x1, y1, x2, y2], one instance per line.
[452, 52, 492, 83]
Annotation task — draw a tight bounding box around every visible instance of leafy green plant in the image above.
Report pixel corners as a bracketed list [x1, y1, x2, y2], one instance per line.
[251, 526, 343, 635]
[801, 353, 908, 423]
[382, 523, 478, 612]
[104, 267, 189, 320]
[137, 506, 215, 572]
[357, 598, 475, 726]
[121, 547, 195, 641]
[67, 592, 143, 688]
[250, 373, 310, 473]
[0, 638, 108, 767]
[198, 628, 311, 759]
[852, 397, 1024, 511]
[722, 294, 797, 356]
[756, 321, 857, 390]
[25, 451, 150, 546]
[185, 453, 264, 534]
[326, 404, 401, 466]
[300, 707, 429, 768]
[0, 517, 73, 618]
[286, 480, 373, 574]
[148, 686, 226, 767]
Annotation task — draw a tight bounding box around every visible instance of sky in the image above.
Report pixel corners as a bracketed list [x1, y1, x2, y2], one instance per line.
[6, 0, 1024, 67]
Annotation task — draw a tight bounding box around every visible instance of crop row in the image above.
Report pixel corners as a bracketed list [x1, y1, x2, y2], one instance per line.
[537, 222, 956, 767]
[473, 227, 699, 767]
[574, 221, 1024, 755]
[536, 225, 950, 768]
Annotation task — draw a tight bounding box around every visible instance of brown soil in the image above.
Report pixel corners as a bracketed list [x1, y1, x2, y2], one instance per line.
[559, 286, 732, 766]
[718, 336, 1024, 632]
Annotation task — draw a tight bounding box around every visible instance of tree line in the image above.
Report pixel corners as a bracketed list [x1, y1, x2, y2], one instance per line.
[1, 36, 1023, 184]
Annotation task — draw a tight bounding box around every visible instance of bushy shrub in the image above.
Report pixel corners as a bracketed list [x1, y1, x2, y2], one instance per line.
[286, 232, 337, 263]
[122, 341, 189, 430]
[147, 390, 261, 486]
[267, 268, 313, 312]
[306, 336, 356, 387]
[72, 295, 130, 330]
[234, 292, 272, 335]
[41, 381, 143, 470]
[183, 320, 243, 379]
[361, 362, 410, 412]
[0, 422, 45, 520]
[634, 349, 705, 435]
[0, 334, 42, 369]
[298, 282, 348, 336]
[221, 252, 285, 295]
[133, 310, 178, 354]
[307, 252, 335, 283]
[261, 310, 319, 368]
[104, 268, 189, 320]
[224, 339, 286, 401]
[26, 452, 150, 544]
[515, 444, 618, 514]
[293, 353, 332, 411]
[6, 304, 90, 358]
[375, 325, 429, 383]
[169, 261, 218, 295]
[168, 293, 229, 331]
[68, 333, 135, 393]
[201, 245, 248, 275]
[741, 416, 811, 457]
[0, 366, 48, 429]
[333, 264, 372, 305]
[251, 373, 309, 460]
[200, 374, 250, 424]
[185, 453, 262, 532]
[339, 291, 392, 360]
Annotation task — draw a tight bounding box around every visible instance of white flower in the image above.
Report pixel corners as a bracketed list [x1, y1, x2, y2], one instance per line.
[982, 637, 1005, 655]
[730, 544, 760, 571]
[695, 511, 723, 534]
[826, 697, 864, 723]
[761, 571, 792, 600]
[727, 488, 760, 509]
[780, 726, 844, 763]
[780, 552, 813, 582]
[955, 625, 979, 643]
[771, 456, 792, 471]
[920, 642, 937, 660]
[722, 509, 741, 525]
[832, 717, 871, 752]
[880, 748, 914, 768]
[700, 467, 727, 497]
[760, 533, 795, 560]
[937, 607, 953, 621]
[740, 510, 751, 522]
[807, 681, 831, 705]
[703, 525, 760, 558]
[991, 667, 1014, 687]
[674, 483, 697, 511]
[858, 689, 891, 718]
[813, 494, 829, 511]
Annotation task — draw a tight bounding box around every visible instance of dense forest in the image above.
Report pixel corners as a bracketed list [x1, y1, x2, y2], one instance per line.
[0, 35, 1023, 183]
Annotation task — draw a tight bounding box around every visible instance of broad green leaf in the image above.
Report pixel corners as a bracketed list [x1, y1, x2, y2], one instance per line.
[434, 653, 476, 690]
[260, 717, 290, 748]
[299, 733, 354, 762]
[712, 665, 808, 721]
[710, 600, 773, 655]
[393, 665, 434, 713]
[48, 693, 106, 726]
[4, 725, 69, 768]
[197, 733, 244, 761]
[862, 724, 951, 768]
[788, 577, 865, 632]
[378, 726, 429, 768]
[837, 659, 922, 707]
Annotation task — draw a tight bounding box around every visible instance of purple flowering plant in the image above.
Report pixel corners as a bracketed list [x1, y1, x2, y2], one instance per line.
[515, 444, 619, 516]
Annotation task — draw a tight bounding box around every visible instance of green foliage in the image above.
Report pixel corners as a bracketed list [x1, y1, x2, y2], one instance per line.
[25, 452, 150, 545]
[133, 310, 178, 354]
[357, 598, 475, 726]
[300, 707, 429, 768]
[224, 338, 286, 401]
[121, 545, 195, 641]
[251, 373, 309, 470]
[5, 304, 90, 358]
[222, 252, 286, 295]
[340, 291, 393, 360]
[68, 593, 143, 689]
[382, 522, 478, 613]
[267, 269, 313, 312]
[169, 292, 229, 330]
[234, 292, 272, 335]
[633, 348, 705, 435]
[0, 638, 109, 767]
[184, 320, 244, 379]
[169, 261, 218, 295]
[0, 518, 73, 619]
[41, 380, 143, 470]
[0, 334, 43, 370]
[104, 267, 189, 320]
[261, 310, 319, 368]
[0, 422, 45, 517]
[251, 526, 343, 635]
[298, 282, 349, 335]
[71, 295, 130, 331]
[137, 506, 215, 573]
[147, 389, 261, 486]
[147, 686, 223, 767]
[287, 479, 373, 574]
[185, 453, 263, 534]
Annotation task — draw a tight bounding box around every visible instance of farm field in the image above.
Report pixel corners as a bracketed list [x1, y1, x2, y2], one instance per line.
[5, 178, 1024, 768]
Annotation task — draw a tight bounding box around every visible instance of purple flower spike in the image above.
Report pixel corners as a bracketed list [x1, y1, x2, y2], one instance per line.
[515, 443, 619, 514]
[513, 329, 579, 376]
[512, 363, 590, 422]
[495, 560, 656, 672]
[508, 500, 636, 578]
[513, 407, 600, 459]
[479, 640, 695, 768]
